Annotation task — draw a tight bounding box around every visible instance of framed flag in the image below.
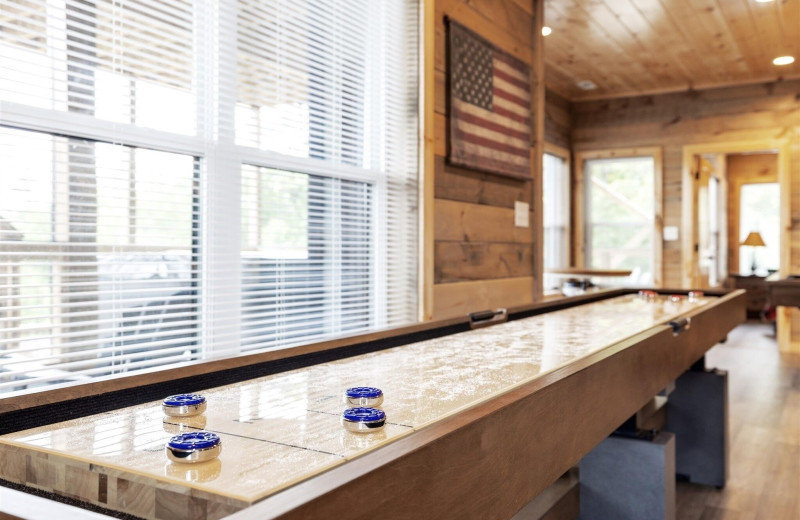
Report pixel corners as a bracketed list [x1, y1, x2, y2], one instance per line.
[447, 19, 532, 180]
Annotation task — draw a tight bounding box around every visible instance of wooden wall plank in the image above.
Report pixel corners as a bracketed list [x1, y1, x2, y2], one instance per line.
[434, 1, 534, 67]
[434, 156, 532, 208]
[433, 276, 535, 320]
[435, 199, 534, 244]
[435, 242, 534, 283]
[545, 88, 571, 149]
[432, 0, 540, 314]
[434, 113, 447, 157]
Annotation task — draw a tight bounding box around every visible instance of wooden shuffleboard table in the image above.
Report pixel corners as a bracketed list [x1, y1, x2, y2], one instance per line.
[0, 289, 745, 520]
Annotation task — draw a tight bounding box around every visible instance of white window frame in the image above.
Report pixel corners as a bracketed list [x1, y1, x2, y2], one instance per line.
[574, 148, 663, 288]
[542, 143, 571, 295]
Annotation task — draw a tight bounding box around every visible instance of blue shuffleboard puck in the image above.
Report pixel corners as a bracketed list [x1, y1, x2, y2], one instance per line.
[162, 394, 207, 417]
[341, 407, 386, 433]
[343, 387, 384, 407]
[165, 431, 222, 464]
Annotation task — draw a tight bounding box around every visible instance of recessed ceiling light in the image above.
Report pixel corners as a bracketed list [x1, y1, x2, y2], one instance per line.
[577, 80, 597, 90]
[773, 56, 795, 66]
[755, 0, 774, 3]
[542, 26, 552, 36]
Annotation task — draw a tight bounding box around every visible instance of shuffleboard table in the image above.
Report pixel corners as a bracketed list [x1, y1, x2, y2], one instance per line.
[0, 289, 745, 520]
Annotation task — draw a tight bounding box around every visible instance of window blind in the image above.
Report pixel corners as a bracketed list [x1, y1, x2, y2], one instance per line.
[542, 153, 570, 292]
[0, 0, 419, 394]
[232, 0, 419, 355]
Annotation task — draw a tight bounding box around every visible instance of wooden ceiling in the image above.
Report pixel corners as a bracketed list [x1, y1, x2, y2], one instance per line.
[544, 0, 800, 100]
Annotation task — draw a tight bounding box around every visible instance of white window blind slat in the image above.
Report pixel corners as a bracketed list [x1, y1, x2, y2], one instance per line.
[0, 0, 418, 395]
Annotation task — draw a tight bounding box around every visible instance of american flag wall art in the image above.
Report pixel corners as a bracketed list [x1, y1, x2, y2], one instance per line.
[448, 20, 532, 179]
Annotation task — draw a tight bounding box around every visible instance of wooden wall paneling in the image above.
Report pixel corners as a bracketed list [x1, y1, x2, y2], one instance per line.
[434, 199, 534, 244]
[432, 0, 540, 320]
[434, 157, 531, 208]
[681, 154, 700, 288]
[544, 89, 571, 149]
[434, 112, 447, 157]
[435, 242, 534, 283]
[781, 128, 799, 351]
[421, 0, 436, 321]
[433, 276, 535, 320]
[434, 0, 534, 67]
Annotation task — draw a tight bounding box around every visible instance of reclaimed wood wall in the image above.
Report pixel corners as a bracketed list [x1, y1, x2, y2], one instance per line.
[570, 79, 800, 344]
[545, 88, 571, 150]
[431, 0, 544, 320]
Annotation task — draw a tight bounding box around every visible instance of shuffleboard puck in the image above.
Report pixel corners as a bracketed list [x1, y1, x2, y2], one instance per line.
[344, 387, 384, 407]
[163, 394, 207, 417]
[638, 290, 657, 300]
[341, 407, 386, 433]
[166, 431, 222, 464]
[688, 290, 704, 301]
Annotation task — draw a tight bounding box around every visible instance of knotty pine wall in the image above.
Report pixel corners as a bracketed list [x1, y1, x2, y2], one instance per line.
[431, 0, 544, 320]
[545, 89, 571, 150]
[570, 79, 800, 343]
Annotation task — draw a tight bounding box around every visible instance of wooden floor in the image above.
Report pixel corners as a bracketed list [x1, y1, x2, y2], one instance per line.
[676, 322, 800, 520]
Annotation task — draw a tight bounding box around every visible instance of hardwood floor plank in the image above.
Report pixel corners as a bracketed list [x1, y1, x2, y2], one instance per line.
[675, 322, 800, 520]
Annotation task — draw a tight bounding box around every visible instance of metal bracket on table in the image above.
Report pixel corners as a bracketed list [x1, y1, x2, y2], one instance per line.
[668, 317, 691, 336]
[469, 308, 508, 329]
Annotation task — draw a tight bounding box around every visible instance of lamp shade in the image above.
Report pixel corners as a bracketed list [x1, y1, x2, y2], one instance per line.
[741, 231, 766, 247]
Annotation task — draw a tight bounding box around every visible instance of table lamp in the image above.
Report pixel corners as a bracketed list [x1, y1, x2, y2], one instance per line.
[741, 231, 765, 274]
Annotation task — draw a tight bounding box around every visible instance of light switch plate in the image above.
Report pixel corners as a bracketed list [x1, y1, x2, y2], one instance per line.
[515, 201, 529, 228]
[664, 226, 679, 241]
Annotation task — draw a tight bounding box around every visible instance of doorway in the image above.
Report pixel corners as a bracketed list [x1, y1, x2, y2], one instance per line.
[681, 139, 791, 346]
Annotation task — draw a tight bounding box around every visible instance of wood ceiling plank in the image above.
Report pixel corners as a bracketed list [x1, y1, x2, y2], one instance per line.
[545, 0, 647, 95]
[673, 0, 752, 77]
[605, 0, 695, 85]
[543, 26, 630, 93]
[714, 0, 771, 79]
[557, 0, 662, 90]
[545, 0, 800, 100]
[776, 0, 800, 59]
[656, 0, 733, 84]
[748, 0, 791, 63]
[543, 61, 581, 99]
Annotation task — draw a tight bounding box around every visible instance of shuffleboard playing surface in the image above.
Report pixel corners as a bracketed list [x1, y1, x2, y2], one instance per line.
[0, 294, 715, 519]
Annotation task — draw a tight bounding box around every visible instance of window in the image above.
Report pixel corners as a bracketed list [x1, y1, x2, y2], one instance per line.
[0, 0, 419, 394]
[582, 154, 658, 286]
[739, 183, 779, 274]
[542, 151, 570, 292]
